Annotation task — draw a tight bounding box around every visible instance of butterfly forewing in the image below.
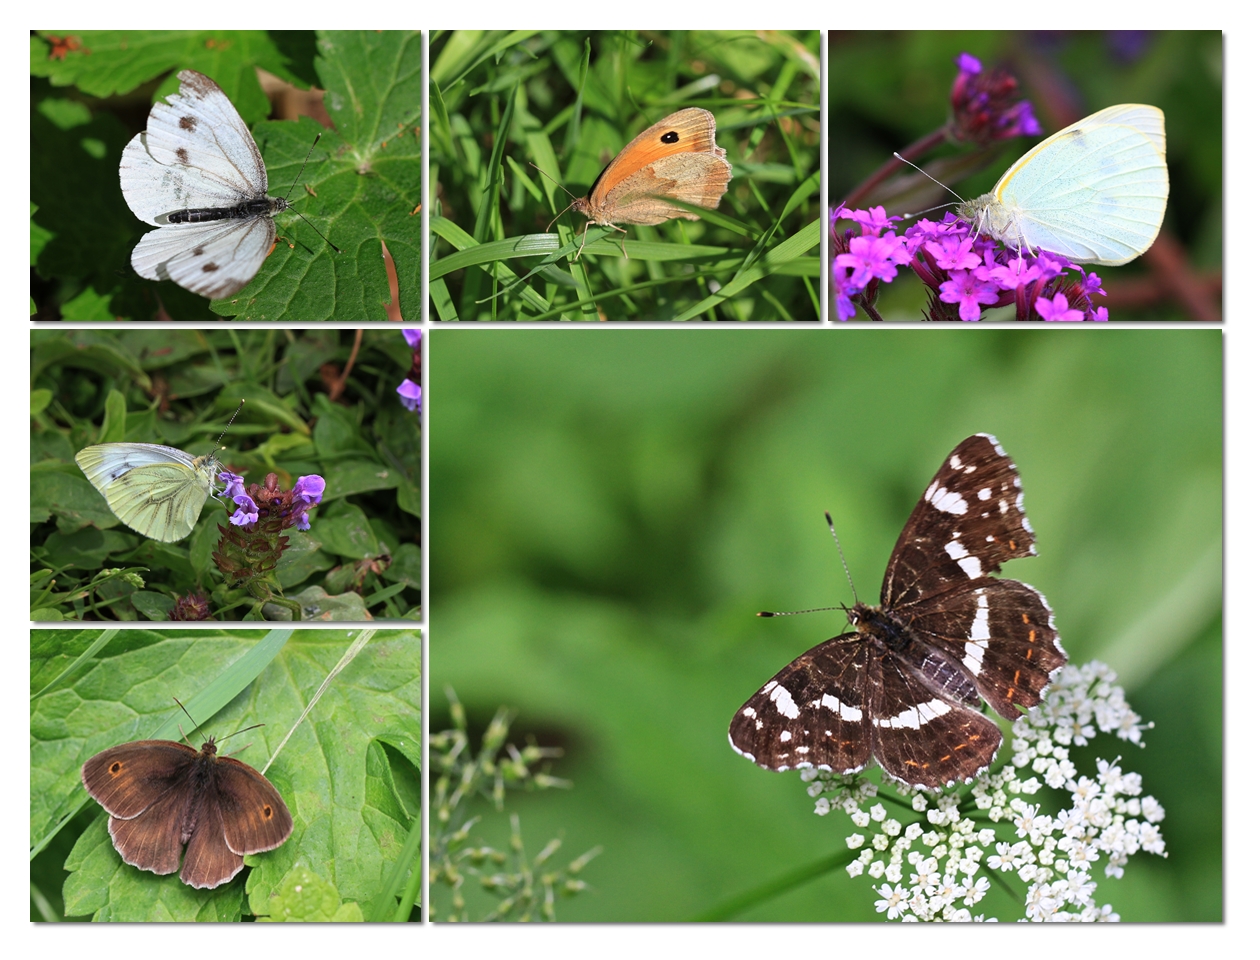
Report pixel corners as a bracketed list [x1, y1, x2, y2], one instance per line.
[120, 71, 268, 224]
[881, 433, 1036, 609]
[729, 434, 1067, 789]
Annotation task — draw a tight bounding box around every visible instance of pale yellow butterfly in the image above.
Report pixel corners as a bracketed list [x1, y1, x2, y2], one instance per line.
[75, 443, 221, 543]
[957, 104, 1168, 266]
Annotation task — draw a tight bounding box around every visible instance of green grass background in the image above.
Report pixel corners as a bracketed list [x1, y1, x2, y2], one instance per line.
[828, 30, 1222, 321]
[430, 328, 1221, 920]
[429, 30, 820, 321]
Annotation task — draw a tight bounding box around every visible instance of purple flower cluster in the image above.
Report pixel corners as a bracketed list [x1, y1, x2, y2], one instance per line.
[397, 329, 422, 415]
[949, 52, 1041, 147]
[833, 205, 1109, 322]
[220, 470, 325, 531]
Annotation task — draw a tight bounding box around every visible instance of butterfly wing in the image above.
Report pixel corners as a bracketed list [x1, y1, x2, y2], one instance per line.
[729, 636, 872, 773]
[991, 104, 1168, 265]
[75, 442, 217, 542]
[210, 755, 294, 855]
[880, 433, 1037, 609]
[128, 215, 277, 300]
[179, 793, 245, 888]
[577, 108, 732, 226]
[82, 739, 199, 818]
[119, 70, 267, 224]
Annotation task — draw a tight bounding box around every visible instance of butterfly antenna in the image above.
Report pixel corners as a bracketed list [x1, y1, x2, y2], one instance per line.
[893, 152, 965, 204]
[756, 605, 850, 618]
[283, 132, 342, 254]
[531, 161, 580, 206]
[824, 511, 860, 606]
[172, 697, 205, 747]
[212, 399, 246, 451]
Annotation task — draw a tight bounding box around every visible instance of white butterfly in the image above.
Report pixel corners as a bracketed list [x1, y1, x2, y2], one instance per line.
[119, 70, 316, 300]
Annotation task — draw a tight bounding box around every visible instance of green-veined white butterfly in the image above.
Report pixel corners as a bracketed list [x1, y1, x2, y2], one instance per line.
[957, 104, 1168, 266]
[75, 443, 222, 542]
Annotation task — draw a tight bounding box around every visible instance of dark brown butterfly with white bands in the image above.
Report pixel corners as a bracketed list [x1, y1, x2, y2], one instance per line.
[82, 726, 293, 889]
[729, 434, 1067, 789]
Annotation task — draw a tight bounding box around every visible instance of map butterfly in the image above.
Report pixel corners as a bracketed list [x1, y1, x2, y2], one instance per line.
[729, 434, 1067, 789]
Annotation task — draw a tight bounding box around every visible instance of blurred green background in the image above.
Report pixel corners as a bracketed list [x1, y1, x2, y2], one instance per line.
[828, 30, 1222, 320]
[430, 328, 1221, 921]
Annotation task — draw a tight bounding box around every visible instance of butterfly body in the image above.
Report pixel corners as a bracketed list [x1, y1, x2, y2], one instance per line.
[75, 442, 220, 542]
[120, 70, 291, 299]
[82, 736, 293, 889]
[568, 107, 732, 255]
[729, 434, 1067, 789]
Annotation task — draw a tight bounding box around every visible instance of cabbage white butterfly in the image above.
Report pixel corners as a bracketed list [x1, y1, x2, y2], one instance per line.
[119, 70, 331, 300]
[75, 443, 221, 543]
[957, 104, 1168, 266]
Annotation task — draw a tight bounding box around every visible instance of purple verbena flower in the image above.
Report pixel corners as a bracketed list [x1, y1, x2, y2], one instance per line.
[1035, 292, 1087, 321]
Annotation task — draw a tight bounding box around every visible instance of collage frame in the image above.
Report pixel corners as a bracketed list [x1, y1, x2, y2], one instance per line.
[23, 22, 1239, 943]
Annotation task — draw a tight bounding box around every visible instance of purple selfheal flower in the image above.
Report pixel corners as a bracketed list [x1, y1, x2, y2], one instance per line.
[398, 329, 422, 416]
[294, 475, 325, 504]
[230, 491, 260, 527]
[291, 475, 326, 531]
[949, 52, 1040, 146]
[397, 378, 422, 413]
[218, 470, 246, 500]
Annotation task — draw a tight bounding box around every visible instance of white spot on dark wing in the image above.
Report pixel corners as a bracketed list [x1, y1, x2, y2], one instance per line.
[926, 481, 968, 515]
[977, 487, 991, 500]
[945, 539, 983, 579]
[964, 592, 990, 673]
[741, 706, 756, 718]
[840, 703, 862, 721]
[795, 745, 810, 754]
[767, 681, 800, 718]
[779, 730, 792, 742]
[875, 698, 951, 729]
[819, 693, 840, 713]
[950, 455, 963, 470]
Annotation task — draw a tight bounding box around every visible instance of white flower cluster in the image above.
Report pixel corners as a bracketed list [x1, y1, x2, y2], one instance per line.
[806, 661, 1165, 921]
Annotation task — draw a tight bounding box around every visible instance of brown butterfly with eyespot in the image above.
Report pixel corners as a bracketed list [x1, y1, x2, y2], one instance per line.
[81, 700, 293, 889]
[549, 107, 733, 258]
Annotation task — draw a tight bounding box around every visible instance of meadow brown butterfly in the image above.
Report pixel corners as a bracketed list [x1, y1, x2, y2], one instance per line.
[565, 107, 732, 257]
[81, 713, 293, 890]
